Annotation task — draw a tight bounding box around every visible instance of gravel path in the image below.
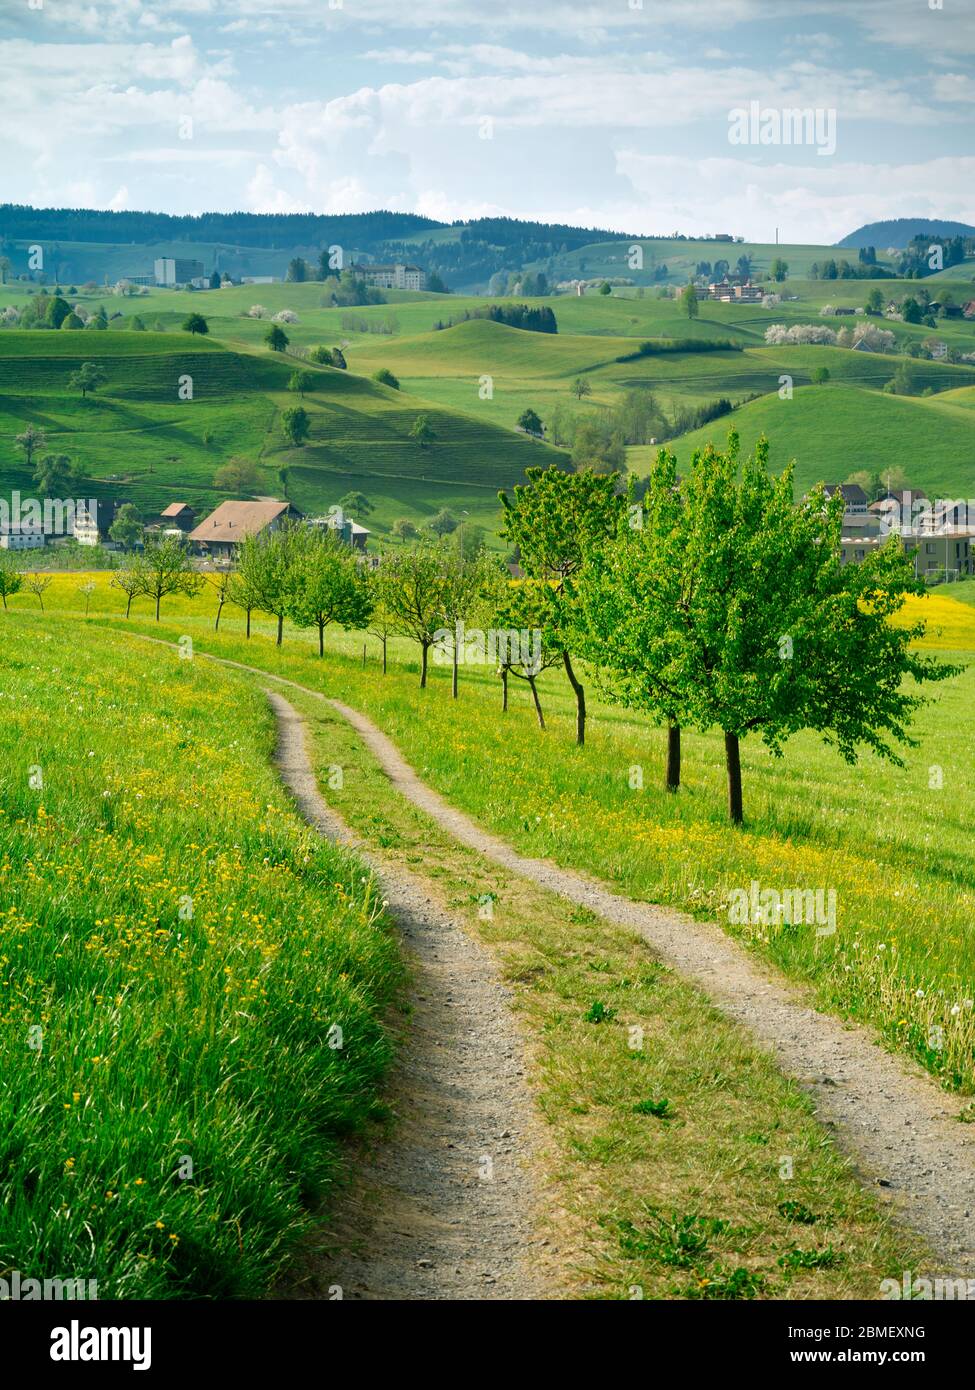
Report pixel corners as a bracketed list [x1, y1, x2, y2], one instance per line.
[268, 691, 547, 1301]
[127, 638, 975, 1279]
[326, 695, 975, 1278]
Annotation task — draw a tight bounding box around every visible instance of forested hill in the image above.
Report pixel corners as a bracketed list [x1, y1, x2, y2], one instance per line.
[838, 218, 975, 249]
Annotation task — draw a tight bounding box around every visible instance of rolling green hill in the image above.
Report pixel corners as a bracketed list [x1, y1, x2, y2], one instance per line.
[0, 332, 566, 539]
[664, 383, 975, 497]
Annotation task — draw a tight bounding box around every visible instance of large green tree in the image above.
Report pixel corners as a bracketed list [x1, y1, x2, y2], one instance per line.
[499, 465, 624, 745]
[286, 531, 372, 657]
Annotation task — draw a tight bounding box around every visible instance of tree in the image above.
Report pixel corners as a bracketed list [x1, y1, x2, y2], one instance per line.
[46, 295, 72, 330]
[610, 434, 953, 823]
[108, 502, 143, 550]
[15, 424, 47, 472]
[330, 347, 347, 369]
[337, 490, 373, 517]
[209, 270, 221, 289]
[287, 531, 372, 656]
[33, 453, 77, 498]
[110, 556, 145, 618]
[429, 507, 458, 536]
[366, 575, 396, 674]
[770, 258, 789, 283]
[453, 521, 486, 562]
[392, 517, 419, 541]
[136, 535, 203, 621]
[265, 324, 289, 352]
[680, 283, 699, 319]
[499, 466, 624, 745]
[182, 313, 209, 336]
[281, 406, 310, 446]
[69, 362, 107, 399]
[286, 257, 308, 283]
[866, 288, 884, 316]
[214, 456, 262, 493]
[435, 546, 496, 698]
[61, 312, 84, 329]
[0, 552, 23, 610]
[78, 580, 97, 616]
[24, 572, 53, 611]
[288, 369, 316, 398]
[811, 366, 830, 385]
[599, 281, 612, 296]
[236, 524, 301, 646]
[490, 575, 562, 725]
[410, 414, 436, 448]
[372, 368, 400, 389]
[518, 408, 543, 437]
[375, 545, 450, 687]
[227, 568, 262, 638]
[570, 377, 592, 400]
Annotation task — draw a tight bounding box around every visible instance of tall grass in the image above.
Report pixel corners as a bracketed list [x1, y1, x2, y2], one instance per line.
[0, 617, 402, 1297]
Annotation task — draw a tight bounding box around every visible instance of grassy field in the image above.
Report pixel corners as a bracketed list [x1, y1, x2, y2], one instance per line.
[0, 616, 402, 1297]
[0, 599, 925, 1298]
[18, 574, 975, 1102]
[2, 266, 974, 537]
[0, 330, 564, 539]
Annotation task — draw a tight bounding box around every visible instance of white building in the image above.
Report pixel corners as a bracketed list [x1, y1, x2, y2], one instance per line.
[350, 262, 427, 291]
[0, 523, 45, 551]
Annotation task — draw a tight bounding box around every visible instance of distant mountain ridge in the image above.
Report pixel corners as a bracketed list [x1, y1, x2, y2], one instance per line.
[838, 218, 975, 249]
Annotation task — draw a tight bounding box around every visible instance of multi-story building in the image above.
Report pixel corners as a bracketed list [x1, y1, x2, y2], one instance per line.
[350, 262, 427, 292]
[154, 257, 206, 287]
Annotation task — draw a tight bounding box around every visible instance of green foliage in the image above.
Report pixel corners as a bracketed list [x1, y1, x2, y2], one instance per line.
[182, 312, 209, 336]
[281, 405, 310, 446]
[372, 367, 400, 389]
[265, 324, 289, 352]
[410, 414, 436, 448]
[680, 283, 699, 319]
[68, 360, 107, 398]
[108, 502, 143, 550]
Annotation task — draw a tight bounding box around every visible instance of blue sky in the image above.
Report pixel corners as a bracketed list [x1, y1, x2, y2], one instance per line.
[1, 0, 973, 243]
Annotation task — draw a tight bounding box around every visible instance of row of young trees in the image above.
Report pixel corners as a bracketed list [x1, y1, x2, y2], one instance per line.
[68, 433, 952, 826]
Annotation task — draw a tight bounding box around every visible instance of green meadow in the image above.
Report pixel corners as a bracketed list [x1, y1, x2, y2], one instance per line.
[0, 615, 402, 1297]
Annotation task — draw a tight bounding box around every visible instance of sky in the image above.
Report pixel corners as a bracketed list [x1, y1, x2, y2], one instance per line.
[1, 0, 974, 244]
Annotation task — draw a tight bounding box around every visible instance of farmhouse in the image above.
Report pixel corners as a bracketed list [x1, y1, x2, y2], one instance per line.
[72, 499, 127, 547]
[158, 503, 196, 532]
[306, 514, 371, 552]
[350, 262, 427, 292]
[188, 498, 299, 559]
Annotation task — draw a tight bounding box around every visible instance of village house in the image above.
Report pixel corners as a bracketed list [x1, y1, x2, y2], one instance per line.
[72, 499, 126, 547]
[157, 503, 197, 533]
[188, 498, 299, 560]
[306, 514, 371, 552]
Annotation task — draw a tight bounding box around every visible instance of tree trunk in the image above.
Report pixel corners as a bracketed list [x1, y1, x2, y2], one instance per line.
[125, 596, 132, 618]
[562, 650, 585, 746]
[318, 622, 326, 657]
[420, 640, 429, 688]
[666, 721, 681, 792]
[276, 612, 283, 647]
[724, 731, 743, 825]
[215, 600, 223, 632]
[382, 636, 387, 675]
[246, 608, 252, 639]
[155, 593, 161, 621]
[501, 667, 508, 712]
[528, 675, 545, 730]
[452, 642, 459, 699]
